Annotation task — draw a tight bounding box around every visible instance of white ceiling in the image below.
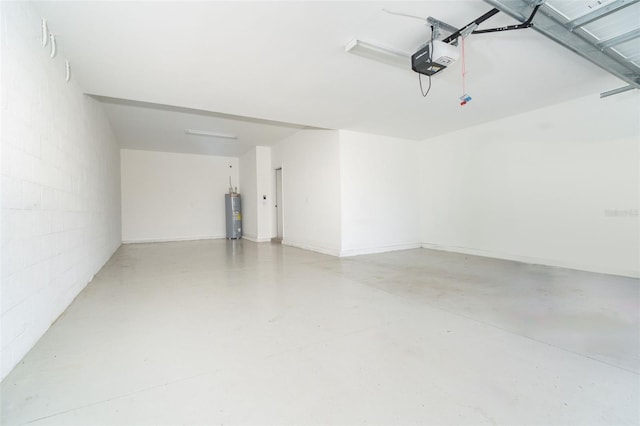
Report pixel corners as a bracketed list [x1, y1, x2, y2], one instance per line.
[93, 96, 310, 157]
[35, 1, 620, 156]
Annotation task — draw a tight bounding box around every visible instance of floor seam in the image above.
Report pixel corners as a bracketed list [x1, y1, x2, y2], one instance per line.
[21, 372, 210, 425]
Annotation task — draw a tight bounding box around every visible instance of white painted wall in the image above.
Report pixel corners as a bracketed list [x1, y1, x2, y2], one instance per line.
[339, 131, 421, 256]
[419, 90, 640, 278]
[239, 148, 257, 241]
[121, 149, 238, 243]
[240, 146, 272, 242]
[0, 2, 4, 378]
[255, 146, 272, 241]
[271, 130, 341, 255]
[1, 2, 122, 380]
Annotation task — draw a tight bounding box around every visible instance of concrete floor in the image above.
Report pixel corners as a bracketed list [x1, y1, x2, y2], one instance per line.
[1, 240, 638, 425]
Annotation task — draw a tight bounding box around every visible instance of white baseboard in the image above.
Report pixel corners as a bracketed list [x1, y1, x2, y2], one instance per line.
[123, 235, 226, 244]
[242, 235, 271, 243]
[282, 240, 341, 257]
[420, 242, 640, 278]
[340, 243, 422, 257]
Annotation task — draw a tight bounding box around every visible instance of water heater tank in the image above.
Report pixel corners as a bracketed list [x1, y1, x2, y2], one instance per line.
[225, 193, 242, 239]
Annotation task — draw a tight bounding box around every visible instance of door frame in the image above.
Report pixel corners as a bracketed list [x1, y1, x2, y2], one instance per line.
[275, 167, 283, 240]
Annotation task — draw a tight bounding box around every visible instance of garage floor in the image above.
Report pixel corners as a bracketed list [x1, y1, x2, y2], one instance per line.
[1, 240, 638, 425]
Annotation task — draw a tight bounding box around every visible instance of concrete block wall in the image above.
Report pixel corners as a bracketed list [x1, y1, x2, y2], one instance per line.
[1, 2, 122, 380]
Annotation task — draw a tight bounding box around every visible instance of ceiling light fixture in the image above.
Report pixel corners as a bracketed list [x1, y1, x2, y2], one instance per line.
[345, 38, 410, 69]
[185, 129, 238, 140]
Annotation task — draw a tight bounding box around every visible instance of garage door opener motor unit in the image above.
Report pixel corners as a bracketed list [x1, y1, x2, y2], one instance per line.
[411, 3, 543, 77]
[411, 40, 460, 76]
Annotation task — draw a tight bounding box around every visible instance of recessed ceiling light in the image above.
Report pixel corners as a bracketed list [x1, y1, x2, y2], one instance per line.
[185, 129, 238, 139]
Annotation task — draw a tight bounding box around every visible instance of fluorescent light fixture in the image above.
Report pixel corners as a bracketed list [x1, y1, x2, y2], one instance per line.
[345, 38, 410, 69]
[185, 129, 237, 139]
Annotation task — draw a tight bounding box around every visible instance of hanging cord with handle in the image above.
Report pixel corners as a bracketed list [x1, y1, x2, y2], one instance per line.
[460, 36, 471, 106]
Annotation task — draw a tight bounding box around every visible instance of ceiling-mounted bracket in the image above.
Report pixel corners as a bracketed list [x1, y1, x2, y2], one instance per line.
[442, 8, 501, 43]
[440, 3, 542, 44]
[426, 17, 459, 40]
[600, 85, 638, 98]
[471, 4, 542, 35]
[461, 23, 479, 38]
